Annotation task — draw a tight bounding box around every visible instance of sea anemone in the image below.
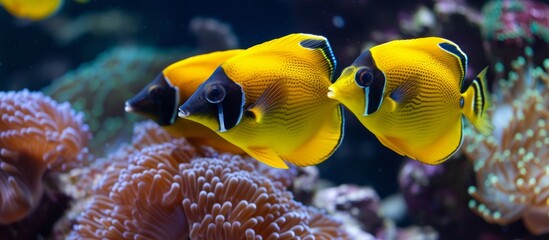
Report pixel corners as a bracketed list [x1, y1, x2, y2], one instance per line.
[69, 121, 349, 239]
[463, 57, 549, 235]
[0, 90, 91, 224]
[180, 156, 346, 239]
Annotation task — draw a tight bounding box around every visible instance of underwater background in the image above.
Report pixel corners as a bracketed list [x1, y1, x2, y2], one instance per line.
[0, 0, 548, 239]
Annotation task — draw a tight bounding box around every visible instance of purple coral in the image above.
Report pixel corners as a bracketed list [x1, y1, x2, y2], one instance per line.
[481, 0, 549, 66]
[313, 184, 381, 239]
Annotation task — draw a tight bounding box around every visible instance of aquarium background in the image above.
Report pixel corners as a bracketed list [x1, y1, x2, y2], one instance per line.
[0, 0, 548, 239]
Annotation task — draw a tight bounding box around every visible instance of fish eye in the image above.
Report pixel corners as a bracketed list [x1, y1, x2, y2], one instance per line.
[147, 85, 163, 102]
[355, 68, 374, 88]
[205, 84, 226, 104]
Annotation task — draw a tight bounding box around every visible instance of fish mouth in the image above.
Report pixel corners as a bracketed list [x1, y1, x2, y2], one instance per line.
[327, 86, 338, 99]
[124, 73, 179, 126]
[124, 101, 135, 112]
[178, 110, 190, 118]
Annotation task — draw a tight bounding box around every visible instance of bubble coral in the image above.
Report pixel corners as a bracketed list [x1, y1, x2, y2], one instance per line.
[463, 57, 549, 235]
[0, 90, 91, 224]
[69, 121, 349, 239]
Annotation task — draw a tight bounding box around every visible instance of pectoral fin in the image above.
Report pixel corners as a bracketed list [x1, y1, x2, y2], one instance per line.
[247, 146, 288, 169]
[387, 80, 419, 112]
[246, 81, 288, 123]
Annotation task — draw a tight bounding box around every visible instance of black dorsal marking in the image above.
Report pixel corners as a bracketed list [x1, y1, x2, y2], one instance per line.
[438, 42, 468, 92]
[299, 38, 337, 80]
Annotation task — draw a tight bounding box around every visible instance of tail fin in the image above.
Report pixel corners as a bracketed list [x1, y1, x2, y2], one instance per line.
[461, 67, 493, 135]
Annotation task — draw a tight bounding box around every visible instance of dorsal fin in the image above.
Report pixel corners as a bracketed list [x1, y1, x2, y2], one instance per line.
[372, 37, 468, 89]
[224, 33, 337, 80]
[162, 49, 244, 98]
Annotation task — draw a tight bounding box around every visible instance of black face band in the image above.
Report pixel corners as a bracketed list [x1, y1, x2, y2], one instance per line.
[352, 51, 386, 116]
[179, 67, 245, 132]
[126, 73, 178, 125]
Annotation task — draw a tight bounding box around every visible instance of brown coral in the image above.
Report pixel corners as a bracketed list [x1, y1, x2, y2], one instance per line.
[462, 57, 549, 235]
[69, 121, 349, 239]
[0, 90, 91, 224]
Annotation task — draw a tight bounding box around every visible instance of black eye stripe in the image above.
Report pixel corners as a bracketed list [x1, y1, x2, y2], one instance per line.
[126, 73, 178, 126]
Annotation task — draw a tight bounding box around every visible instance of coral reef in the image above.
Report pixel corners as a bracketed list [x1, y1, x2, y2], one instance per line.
[3, 1, 549, 239]
[397, 157, 513, 240]
[0, 90, 91, 224]
[68, 121, 350, 239]
[434, 0, 482, 26]
[463, 55, 549, 235]
[313, 184, 380, 239]
[481, 0, 549, 67]
[42, 46, 188, 155]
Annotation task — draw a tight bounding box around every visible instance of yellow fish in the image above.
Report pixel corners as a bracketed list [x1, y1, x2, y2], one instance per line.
[178, 33, 344, 169]
[328, 37, 492, 164]
[125, 50, 245, 153]
[0, 0, 63, 21]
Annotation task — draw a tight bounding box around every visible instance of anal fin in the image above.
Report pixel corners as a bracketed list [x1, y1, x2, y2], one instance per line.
[283, 105, 345, 167]
[418, 119, 463, 164]
[247, 146, 289, 169]
[379, 120, 463, 165]
[377, 135, 407, 157]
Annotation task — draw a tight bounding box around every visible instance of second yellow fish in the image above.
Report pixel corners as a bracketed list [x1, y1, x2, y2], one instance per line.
[328, 37, 492, 164]
[178, 33, 344, 169]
